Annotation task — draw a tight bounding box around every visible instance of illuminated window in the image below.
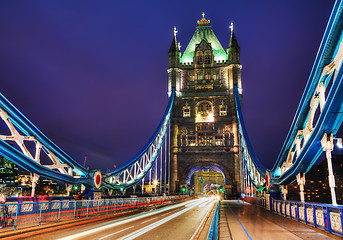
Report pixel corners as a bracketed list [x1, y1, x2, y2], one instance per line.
[196, 101, 214, 123]
[204, 55, 211, 64]
[198, 133, 212, 146]
[187, 136, 196, 146]
[183, 106, 190, 117]
[215, 136, 224, 146]
[204, 50, 212, 64]
[196, 51, 203, 65]
[198, 102, 211, 112]
[219, 105, 227, 116]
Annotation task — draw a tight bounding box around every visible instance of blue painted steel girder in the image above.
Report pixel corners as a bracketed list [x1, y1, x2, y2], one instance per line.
[0, 92, 90, 177]
[272, 66, 343, 185]
[271, 0, 343, 174]
[103, 89, 175, 189]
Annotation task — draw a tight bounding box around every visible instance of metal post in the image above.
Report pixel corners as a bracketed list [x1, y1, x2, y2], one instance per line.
[73, 201, 76, 219]
[251, 180, 254, 197]
[155, 149, 158, 195]
[164, 135, 167, 194]
[281, 185, 288, 201]
[160, 143, 163, 195]
[321, 133, 337, 206]
[248, 171, 251, 196]
[30, 173, 40, 197]
[14, 204, 18, 230]
[304, 204, 308, 224]
[58, 200, 62, 222]
[65, 184, 72, 197]
[106, 199, 109, 214]
[168, 121, 170, 194]
[142, 178, 145, 195]
[87, 200, 89, 217]
[313, 205, 317, 227]
[39, 202, 43, 226]
[149, 169, 152, 195]
[97, 200, 100, 216]
[297, 173, 305, 202]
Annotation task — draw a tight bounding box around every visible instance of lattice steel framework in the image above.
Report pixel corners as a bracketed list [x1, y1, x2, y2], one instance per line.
[103, 89, 175, 189]
[235, 0, 343, 192]
[0, 93, 99, 188]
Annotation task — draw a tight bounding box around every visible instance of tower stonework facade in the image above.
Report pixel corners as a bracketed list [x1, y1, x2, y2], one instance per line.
[168, 15, 243, 198]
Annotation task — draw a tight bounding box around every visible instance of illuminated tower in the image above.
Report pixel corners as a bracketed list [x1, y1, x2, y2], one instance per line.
[168, 14, 243, 198]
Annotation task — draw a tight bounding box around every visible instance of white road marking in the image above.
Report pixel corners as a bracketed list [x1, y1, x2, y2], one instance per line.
[141, 216, 158, 224]
[98, 226, 134, 240]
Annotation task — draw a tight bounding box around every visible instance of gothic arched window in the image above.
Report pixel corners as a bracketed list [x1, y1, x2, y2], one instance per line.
[196, 51, 203, 65]
[196, 101, 214, 122]
[204, 50, 212, 64]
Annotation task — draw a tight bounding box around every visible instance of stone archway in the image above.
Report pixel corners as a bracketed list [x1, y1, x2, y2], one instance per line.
[203, 182, 223, 194]
[185, 162, 231, 196]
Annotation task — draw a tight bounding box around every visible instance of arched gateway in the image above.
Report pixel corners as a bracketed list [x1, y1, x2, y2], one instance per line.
[168, 14, 243, 198]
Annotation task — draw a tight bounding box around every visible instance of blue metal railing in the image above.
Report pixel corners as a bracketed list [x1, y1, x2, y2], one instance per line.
[258, 197, 343, 237]
[207, 201, 219, 240]
[0, 195, 185, 231]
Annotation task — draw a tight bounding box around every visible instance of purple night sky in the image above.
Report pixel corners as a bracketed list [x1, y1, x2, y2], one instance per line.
[0, 0, 336, 172]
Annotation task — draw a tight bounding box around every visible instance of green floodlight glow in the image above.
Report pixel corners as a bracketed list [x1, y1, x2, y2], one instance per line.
[120, 187, 124, 191]
[182, 187, 186, 192]
[73, 185, 78, 190]
[180, 26, 228, 64]
[219, 187, 223, 193]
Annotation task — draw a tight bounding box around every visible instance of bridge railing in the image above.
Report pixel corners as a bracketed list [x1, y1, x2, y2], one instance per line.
[207, 200, 219, 240]
[0, 195, 189, 231]
[257, 197, 343, 237]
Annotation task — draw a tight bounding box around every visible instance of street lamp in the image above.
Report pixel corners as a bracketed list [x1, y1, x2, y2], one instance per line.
[336, 138, 342, 148]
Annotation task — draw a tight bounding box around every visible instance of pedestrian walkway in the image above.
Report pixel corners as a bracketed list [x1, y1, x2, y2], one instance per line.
[219, 200, 341, 240]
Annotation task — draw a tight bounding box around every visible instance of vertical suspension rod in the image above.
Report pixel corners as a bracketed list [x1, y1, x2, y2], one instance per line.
[164, 131, 167, 194]
[160, 140, 163, 195]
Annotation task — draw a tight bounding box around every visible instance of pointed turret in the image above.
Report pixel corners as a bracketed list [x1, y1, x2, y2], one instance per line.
[169, 28, 179, 53]
[168, 27, 180, 68]
[227, 22, 240, 64]
[168, 27, 182, 94]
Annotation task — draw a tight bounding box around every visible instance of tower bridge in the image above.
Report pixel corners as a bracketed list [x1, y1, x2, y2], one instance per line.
[168, 14, 242, 197]
[0, 0, 343, 239]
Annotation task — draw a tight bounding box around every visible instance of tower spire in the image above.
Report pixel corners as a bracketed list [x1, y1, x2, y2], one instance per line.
[229, 22, 234, 32]
[169, 27, 180, 53]
[228, 22, 239, 49]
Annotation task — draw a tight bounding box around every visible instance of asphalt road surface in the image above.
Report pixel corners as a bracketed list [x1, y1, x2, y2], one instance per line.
[6, 197, 216, 240]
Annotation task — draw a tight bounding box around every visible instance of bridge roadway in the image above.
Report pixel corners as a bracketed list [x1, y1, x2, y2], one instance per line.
[1, 198, 340, 240]
[220, 200, 341, 239]
[1, 198, 215, 240]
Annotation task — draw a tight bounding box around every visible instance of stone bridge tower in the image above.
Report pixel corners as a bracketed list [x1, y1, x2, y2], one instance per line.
[168, 14, 243, 198]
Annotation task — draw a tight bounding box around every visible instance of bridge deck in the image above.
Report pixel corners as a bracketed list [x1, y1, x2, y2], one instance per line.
[219, 200, 341, 240]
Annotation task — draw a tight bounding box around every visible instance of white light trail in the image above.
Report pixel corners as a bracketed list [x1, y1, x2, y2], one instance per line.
[57, 198, 200, 240]
[141, 216, 158, 224]
[116, 198, 208, 240]
[198, 198, 214, 208]
[98, 226, 134, 240]
[190, 201, 215, 240]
